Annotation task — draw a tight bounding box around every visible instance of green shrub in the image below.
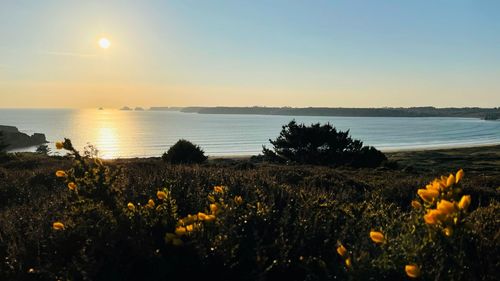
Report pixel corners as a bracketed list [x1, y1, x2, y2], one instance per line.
[162, 139, 207, 164]
[263, 120, 386, 167]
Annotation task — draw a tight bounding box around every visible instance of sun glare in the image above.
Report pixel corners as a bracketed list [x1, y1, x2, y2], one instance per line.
[98, 38, 111, 49]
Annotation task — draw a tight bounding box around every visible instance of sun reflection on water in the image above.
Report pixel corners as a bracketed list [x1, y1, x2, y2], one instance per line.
[69, 109, 138, 159]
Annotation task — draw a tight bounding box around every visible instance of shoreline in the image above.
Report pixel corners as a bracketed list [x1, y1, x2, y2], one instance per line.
[7, 142, 500, 161]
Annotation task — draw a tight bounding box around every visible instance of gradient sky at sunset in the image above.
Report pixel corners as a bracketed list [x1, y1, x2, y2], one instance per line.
[1, 0, 499, 108]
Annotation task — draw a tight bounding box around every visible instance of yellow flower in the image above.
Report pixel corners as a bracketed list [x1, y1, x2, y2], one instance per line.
[369, 231, 385, 244]
[437, 199, 456, 215]
[55, 170, 67, 178]
[417, 189, 439, 203]
[210, 203, 218, 214]
[197, 212, 209, 221]
[157, 191, 167, 200]
[52, 222, 65, 230]
[186, 224, 195, 232]
[172, 238, 183, 246]
[345, 257, 352, 268]
[214, 185, 224, 193]
[423, 209, 444, 225]
[443, 226, 453, 237]
[427, 179, 444, 191]
[455, 169, 464, 184]
[234, 196, 243, 205]
[411, 200, 422, 210]
[147, 199, 155, 208]
[458, 195, 471, 210]
[337, 244, 347, 257]
[127, 202, 136, 211]
[446, 174, 455, 187]
[205, 214, 216, 222]
[186, 214, 198, 224]
[67, 182, 77, 191]
[55, 141, 64, 149]
[405, 264, 421, 278]
[175, 226, 187, 236]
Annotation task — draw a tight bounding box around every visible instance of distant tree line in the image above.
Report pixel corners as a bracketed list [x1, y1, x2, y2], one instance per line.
[180, 106, 500, 118]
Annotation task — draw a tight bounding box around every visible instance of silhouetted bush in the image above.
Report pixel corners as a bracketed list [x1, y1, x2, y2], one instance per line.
[36, 144, 50, 155]
[162, 139, 207, 164]
[263, 120, 386, 167]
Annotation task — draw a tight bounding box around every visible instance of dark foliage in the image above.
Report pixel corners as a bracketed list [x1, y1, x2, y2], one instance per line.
[0, 132, 9, 153]
[263, 120, 386, 167]
[0, 151, 498, 281]
[36, 144, 51, 155]
[162, 139, 207, 164]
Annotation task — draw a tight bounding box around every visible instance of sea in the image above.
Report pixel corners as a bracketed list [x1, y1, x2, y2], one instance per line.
[1, 109, 500, 158]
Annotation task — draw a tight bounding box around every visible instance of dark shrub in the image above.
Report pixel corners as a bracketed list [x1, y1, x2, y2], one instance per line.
[350, 146, 387, 168]
[162, 139, 207, 164]
[0, 132, 8, 153]
[263, 120, 386, 167]
[36, 144, 50, 155]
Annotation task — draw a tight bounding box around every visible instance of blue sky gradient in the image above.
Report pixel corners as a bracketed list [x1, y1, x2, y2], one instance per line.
[1, 0, 499, 108]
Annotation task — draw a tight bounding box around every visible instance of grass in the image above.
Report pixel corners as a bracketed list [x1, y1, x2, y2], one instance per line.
[0, 145, 499, 281]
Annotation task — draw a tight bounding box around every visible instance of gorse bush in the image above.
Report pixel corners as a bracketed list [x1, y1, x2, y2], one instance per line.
[0, 139, 498, 280]
[162, 139, 207, 164]
[263, 120, 386, 167]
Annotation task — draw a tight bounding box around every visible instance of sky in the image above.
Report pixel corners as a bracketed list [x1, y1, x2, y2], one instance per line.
[0, 0, 499, 108]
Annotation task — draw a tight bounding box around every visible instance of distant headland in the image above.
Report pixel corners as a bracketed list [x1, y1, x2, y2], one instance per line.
[171, 106, 500, 119]
[0, 125, 47, 150]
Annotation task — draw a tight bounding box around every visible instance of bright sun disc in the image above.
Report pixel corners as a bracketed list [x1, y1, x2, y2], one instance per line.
[98, 38, 111, 49]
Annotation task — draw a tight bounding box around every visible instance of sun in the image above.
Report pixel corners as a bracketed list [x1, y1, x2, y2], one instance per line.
[98, 38, 111, 49]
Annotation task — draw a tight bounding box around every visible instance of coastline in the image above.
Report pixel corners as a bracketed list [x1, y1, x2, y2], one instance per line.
[207, 143, 500, 160]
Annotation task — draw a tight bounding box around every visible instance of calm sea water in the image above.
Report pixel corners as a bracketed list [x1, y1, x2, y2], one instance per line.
[1, 109, 500, 158]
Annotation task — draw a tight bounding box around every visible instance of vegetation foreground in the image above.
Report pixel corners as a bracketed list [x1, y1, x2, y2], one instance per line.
[0, 143, 499, 281]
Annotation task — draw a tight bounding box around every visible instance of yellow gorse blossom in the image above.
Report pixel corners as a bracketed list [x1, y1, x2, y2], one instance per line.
[423, 209, 444, 225]
[443, 226, 453, 237]
[175, 226, 187, 236]
[147, 199, 155, 208]
[214, 185, 224, 193]
[234, 195, 243, 205]
[458, 195, 471, 210]
[157, 191, 167, 200]
[197, 212, 209, 221]
[55, 170, 67, 178]
[55, 141, 64, 149]
[436, 199, 456, 215]
[405, 264, 421, 278]
[52, 222, 65, 230]
[67, 182, 77, 191]
[411, 200, 422, 209]
[446, 174, 455, 187]
[210, 203, 218, 214]
[186, 224, 195, 232]
[127, 202, 135, 211]
[205, 214, 216, 222]
[369, 231, 385, 244]
[345, 257, 351, 268]
[417, 189, 439, 203]
[337, 244, 347, 257]
[455, 169, 464, 184]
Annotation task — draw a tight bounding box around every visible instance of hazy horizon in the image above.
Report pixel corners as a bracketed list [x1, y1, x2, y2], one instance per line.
[1, 1, 500, 108]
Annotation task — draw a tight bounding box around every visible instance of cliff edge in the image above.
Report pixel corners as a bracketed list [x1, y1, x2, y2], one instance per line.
[0, 125, 48, 150]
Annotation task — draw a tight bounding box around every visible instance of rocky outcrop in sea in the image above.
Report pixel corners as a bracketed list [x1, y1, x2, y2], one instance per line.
[0, 125, 48, 149]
